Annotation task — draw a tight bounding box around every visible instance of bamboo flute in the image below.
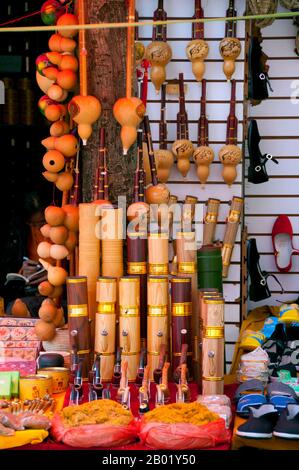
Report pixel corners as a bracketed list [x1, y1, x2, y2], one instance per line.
[67, 276, 91, 379]
[119, 277, 140, 381]
[182, 195, 198, 232]
[176, 231, 199, 381]
[95, 277, 117, 381]
[147, 276, 169, 380]
[170, 277, 193, 375]
[203, 198, 220, 246]
[222, 196, 243, 278]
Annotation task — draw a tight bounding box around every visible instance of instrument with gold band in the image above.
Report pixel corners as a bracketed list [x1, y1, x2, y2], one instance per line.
[148, 232, 169, 275]
[170, 277, 192, 374]
[95, 277, 117, 381]
[203, 198, 220, 246]
[222, 196, 243, 278]
[147, 276, 169, 380]
[66, 276, 91, 379]
[176, 231, 199, 382]
[119, 277, 140, 381]
[127, 231, 147, 346]
[201, 296, 225, 395]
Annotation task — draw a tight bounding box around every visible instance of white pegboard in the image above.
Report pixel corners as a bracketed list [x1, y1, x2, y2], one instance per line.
[245, 4, 299, 310]
[136, 0, 246, 368]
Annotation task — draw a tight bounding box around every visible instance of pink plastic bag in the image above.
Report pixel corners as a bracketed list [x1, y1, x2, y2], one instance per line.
[51, 413, 138, 448]
[139, 418, 230, 450]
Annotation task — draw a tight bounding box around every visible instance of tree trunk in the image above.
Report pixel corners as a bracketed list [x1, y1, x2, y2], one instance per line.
[82, 0, 136, 204]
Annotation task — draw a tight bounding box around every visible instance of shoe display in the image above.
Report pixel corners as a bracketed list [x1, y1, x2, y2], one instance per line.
[279, 340, 299, 370]
[279, 304, 299, 323]
[247, 238, 284, 302]
[236, 404, 278, 439]
[273, 405, 299, 439]
[267, 381, 298, 412]
[262, 322, 287, 365]
[272, 215, 299, 273]
[247, 120, 278, 184]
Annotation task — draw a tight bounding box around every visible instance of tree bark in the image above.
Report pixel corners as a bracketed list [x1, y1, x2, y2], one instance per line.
[82, 0, 136, 204]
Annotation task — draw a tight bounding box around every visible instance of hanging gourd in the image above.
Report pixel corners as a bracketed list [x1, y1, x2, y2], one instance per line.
[49, 33, 77, 53]
[38, 95, 67, 121]
[219, 0, 241, 81]
[42, 134, 79, 157]
[41, 0, 65, 25]
[68, 2, 101, 145]
[113, 0, 144, 155]
[154, 84, 173, 183]
[193, 79, 214, 186]
[42, 149, 65, 172]
[218, 80, 241, 185]
[57, 13, 79, 38]
[172, 73, 194, 177]
[145, 0, 172, 94]
[186, 0, 209, 81]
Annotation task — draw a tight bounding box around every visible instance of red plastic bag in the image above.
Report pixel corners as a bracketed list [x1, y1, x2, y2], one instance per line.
[51, 413, 138, 448]
[139, 418, 230, 450]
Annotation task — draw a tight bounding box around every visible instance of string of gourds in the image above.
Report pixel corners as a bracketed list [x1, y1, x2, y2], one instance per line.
[34, 1, 100, 342]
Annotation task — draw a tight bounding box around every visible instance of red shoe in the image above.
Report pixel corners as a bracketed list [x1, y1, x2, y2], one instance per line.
[272, 215, 299, 272]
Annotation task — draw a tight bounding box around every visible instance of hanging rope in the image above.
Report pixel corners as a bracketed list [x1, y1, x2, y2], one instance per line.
[0, 10, 299, 34]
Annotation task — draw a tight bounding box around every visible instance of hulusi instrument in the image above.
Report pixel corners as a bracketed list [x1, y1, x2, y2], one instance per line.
[119, 277, 140, 381]
[147, 276, 169, 380]
[171, 277, 192, 374]
[172, 74, 194, 178]
[218, 80, 241, 185]
[193, 80, 214, 186]
[145, 0, 172, 94]
[95, 277, 117, 381]
[219, 0, 241, 81]
[186, 0, 209, 81]
[66, 276, 91, 379]
[155, 84, 173, 183]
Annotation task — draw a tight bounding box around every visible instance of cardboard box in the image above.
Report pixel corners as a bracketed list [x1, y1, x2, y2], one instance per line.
[0, 361, 36, 376]
[0, 348, 38, 361]
[0, 326, 38, 341]
[0, 317, 38, 327]
[0, 372, 12, 399]
[0, 340, 41, 349]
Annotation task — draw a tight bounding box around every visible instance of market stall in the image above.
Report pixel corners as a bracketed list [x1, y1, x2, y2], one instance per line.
[0, 0, 299, 453]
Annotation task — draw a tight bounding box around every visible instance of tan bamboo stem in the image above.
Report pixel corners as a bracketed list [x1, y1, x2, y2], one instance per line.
[126, 0, 135, 99]
[119, 277, 140, 381]
[203, 198, 220, 246]
[95, 277, 117, 381]
[78, 0, 87, 96]
[222, 196, 243, 278]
